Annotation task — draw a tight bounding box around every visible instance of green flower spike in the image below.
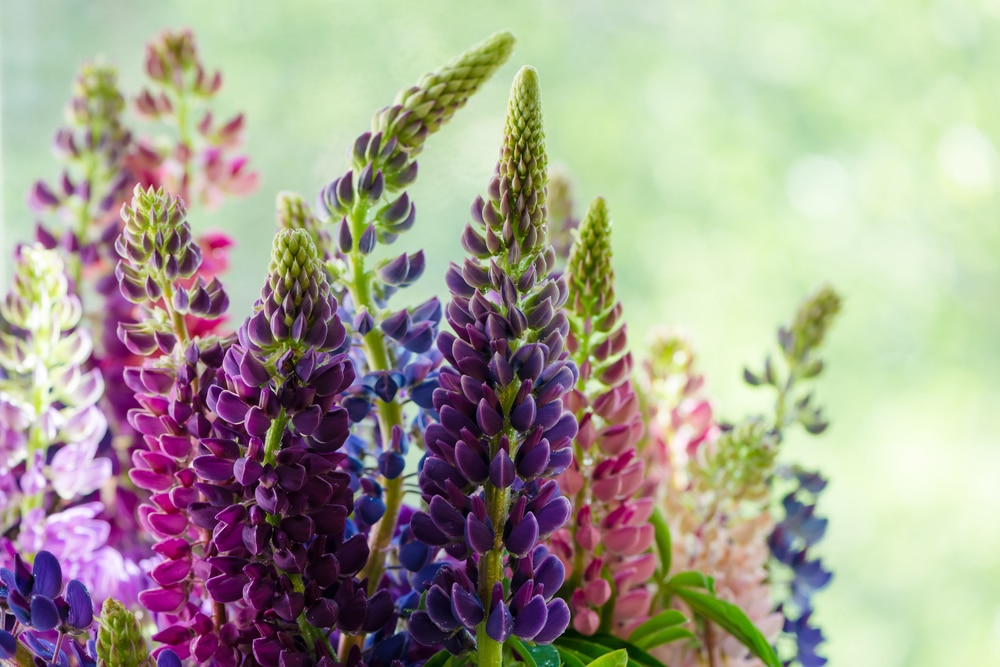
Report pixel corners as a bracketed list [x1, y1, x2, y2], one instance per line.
[95, 598, 151, 667]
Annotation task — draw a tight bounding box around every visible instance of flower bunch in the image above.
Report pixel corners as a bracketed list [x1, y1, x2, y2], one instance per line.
[1, 26, 845, 667]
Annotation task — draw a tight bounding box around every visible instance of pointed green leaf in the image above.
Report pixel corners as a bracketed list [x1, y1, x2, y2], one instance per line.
[672, 587, 781, 667]
[556, 632, 668, 667]
[509, 637, 561, 667]
[631, 626, 697, 651]
[421, 650, 454, 667]
[627, 609, 688, 645]
[557, 646, 589, 667]
[650, 507, 672, 579]
[667, 571, 715, 594]
[584, 649, 628, 667]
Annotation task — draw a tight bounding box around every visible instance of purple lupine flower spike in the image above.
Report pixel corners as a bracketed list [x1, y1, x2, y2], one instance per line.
[408, 66, 576, 663]
[195, 228, 392, 663]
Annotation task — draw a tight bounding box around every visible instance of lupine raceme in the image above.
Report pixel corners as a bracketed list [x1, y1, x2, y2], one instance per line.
[551, 197, 652, 638]
[406, 66, 575, 666]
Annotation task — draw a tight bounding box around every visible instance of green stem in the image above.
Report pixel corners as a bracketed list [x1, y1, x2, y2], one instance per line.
[476, 477, 509, 667]
[339, 196, 411, 659]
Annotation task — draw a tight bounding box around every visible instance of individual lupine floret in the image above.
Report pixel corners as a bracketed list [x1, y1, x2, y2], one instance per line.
[550, 197, 652, 638]
[132, 29, 259, 208]
[192, 229, 392, 665]
[407, 66, 575, 665]
[0, 550, 96, 666]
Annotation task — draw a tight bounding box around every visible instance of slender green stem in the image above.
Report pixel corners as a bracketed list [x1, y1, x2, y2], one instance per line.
[338, 197, 410, 660]
[476, 476, 509, 667]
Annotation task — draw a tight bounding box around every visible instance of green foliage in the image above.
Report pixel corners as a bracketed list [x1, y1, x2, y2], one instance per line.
[670, 587, 782, 667]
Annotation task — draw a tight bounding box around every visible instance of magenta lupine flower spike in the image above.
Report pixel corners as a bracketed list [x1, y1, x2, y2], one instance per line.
[407, 66, 576, 664]
[195, 228, 391, 665]
[133, 29, 259, 208]
[549, 197, 652, 638]
[115, 185, 236, 660]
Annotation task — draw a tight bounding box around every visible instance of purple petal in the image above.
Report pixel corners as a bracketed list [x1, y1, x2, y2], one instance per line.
[535, 496, 572, 536]
[489, 449, 514, 489]
[485, 599, 513, 642]
[31, 551, 62, 599]
[533, 554, 566, 599]
[451, 583, 484, 628]
[506, 512, 539, 558]
[426, 585, 460, 631]
[512, 594, 548, 640]
[30, 595, 60, 631]
[465, 514, 494, 554]
[408, 610, 451, 646]
[532, 598, 570, 644]
[65, 579, 93, 630]
[139, 586, 187, 613]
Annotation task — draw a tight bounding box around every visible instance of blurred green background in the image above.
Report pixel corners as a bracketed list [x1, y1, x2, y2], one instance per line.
[2, 1, 998, 664]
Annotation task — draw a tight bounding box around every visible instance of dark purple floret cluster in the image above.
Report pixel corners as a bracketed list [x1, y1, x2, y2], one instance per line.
[189, 228, 395, 664]
[406, 66, 575, 654]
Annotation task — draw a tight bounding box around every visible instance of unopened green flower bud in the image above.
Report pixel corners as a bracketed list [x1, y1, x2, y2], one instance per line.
[96, 598, 150, 667]
[784, 285, 841, 364]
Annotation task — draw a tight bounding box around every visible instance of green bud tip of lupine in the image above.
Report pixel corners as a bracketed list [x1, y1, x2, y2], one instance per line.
[265, 228, 328, 323]
[96, 598, 149, 667]
[276, 191, 321, 234]
[384, 30, 516, 156]
[498, 66, 547, 257]
[69, 62, 126, 129]
[566, 197, 615, 315]
[698, 419, 777, 505]
[788, 285, 841, 362]
[1, 245, 80, 333]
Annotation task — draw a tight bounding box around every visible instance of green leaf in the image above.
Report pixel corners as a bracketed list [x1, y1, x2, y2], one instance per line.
[421, 650, 453, 667]
[650, 507, 672, 578]
[509, 637, 561, 667]
[672, 588, 781, 667]
[556, 647, 590, 667]
[667, 570, 715, 594]
[584, 649, 628, 667]
[556, 632, 668, 667]
[631, 626, 696, 651]
[628, 609, 687, 644]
